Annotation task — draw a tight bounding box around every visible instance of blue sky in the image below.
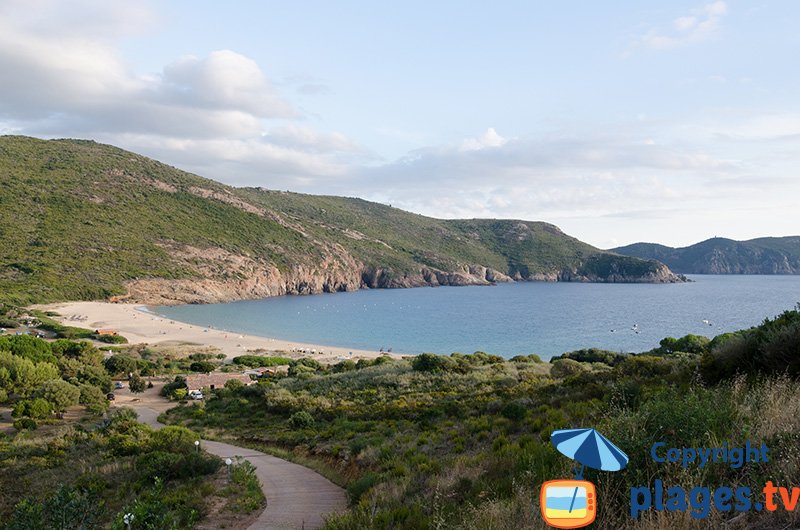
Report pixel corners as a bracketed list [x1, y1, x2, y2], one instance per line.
[1, 1, 798, 248]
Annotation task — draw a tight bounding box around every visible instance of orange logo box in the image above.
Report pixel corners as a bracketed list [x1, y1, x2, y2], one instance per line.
[540, 479, 596, 529]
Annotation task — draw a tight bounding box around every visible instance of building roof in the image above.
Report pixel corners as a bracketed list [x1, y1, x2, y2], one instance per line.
[184, 372, 253, 390]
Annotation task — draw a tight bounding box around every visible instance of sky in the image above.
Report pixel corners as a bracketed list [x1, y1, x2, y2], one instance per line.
[1, 0, 798, 248]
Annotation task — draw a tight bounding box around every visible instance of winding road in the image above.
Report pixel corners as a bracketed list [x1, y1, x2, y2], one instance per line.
[121, 393, 347, 530]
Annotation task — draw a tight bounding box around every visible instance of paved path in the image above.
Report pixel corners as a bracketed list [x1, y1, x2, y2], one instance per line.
[129, 404, 347, 530]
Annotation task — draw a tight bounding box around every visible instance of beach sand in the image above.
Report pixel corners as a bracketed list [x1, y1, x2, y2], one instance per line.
[34, 301, 401, 364]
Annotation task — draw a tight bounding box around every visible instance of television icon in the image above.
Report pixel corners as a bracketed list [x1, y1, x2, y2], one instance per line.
[540, 479, 596, 529]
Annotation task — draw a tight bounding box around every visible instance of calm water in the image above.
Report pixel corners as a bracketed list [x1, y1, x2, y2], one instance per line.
[152, 276, 800, 359]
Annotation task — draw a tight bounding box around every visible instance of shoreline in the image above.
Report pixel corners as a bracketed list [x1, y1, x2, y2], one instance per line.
[33, 301, 404, 364]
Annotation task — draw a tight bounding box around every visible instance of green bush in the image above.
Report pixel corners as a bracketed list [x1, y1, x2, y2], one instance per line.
[95, 333, 128, 344]
[552, 348, 626, 366]
[347, 472, 381, 504]
[5, 484, 100, 530]
[224, 378, 245, 392]
[288, 410, 315, 429]
[79, 383, 109, 413]
[189, 361, 217, 373]
[136, 451, 221, 482]
[700, 308, 800, 383]
[27, 397, 53, 418]
[39, 379, 80, 412]
[0, 316, 19, 328]
[149, 426, 200, 454]
[105, 354, 138, 376]
[13, 417, 37, 430]
[161, 376, 187, 399]
[500, 401, 527, 421]
[550, 358, 588, 378]
[232, 355, 292, 368]
[128, 373, 147, 393]
[332, 360, 356, 372]
[411, 352, 455, 372]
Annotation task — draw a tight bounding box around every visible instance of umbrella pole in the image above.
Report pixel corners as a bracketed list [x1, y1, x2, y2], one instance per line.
[572, 463, 584, 480]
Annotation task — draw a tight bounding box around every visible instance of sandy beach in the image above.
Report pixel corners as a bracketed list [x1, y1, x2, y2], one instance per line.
[34, 301, 399, 364]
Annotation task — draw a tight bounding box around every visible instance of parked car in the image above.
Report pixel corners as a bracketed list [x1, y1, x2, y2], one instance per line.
[188, 390, 204, 400]
[114, 382, 125, 389]
[106, 393, 115, 401]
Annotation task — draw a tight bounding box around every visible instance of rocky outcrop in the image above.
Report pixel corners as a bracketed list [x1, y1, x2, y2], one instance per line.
[114, 243, 682, 305]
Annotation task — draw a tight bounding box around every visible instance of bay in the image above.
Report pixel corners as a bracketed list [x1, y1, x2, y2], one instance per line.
[153, 275, 800, 359]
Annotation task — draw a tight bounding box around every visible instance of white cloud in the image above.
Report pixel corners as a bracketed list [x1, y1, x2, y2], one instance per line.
[0, 0, 367, 183]
[460, 127, 509, 151]
[641, 1, 728, 50]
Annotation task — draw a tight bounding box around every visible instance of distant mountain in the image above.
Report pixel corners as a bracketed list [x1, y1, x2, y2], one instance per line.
[0, 136, 682, 305]
[612, 237, 800, 274]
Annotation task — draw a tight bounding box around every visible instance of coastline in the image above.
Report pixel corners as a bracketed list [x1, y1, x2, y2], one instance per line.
[33, 301, 402, 364]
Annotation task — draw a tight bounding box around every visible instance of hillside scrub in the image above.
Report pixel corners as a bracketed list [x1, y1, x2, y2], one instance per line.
[0, 136, 678, 305]
[163, 309, 800, 529]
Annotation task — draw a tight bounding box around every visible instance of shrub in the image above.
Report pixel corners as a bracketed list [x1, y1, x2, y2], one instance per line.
[161, 376, 187, 399]
[288, 410, 315, 429]
[95, 333, 128, 344]
[224, 378, 245, 392]
[552, 348, 626, 366]
[110, 478, 188, 530]
[105, 354, 138, 377]
[150, 426, 199, 454]
[0, 316, 19, 328]
[79, 383, 109, 413]
[550, 359, 588, 378]
[500, 401, 527, 422]
[228, 460, 265, 513]
[189, 361, 217, 373]
[13, 417, 37, 430]
[232, 355, 292, 368]
[288, 363, 316, 377]
[411, 353, 455, 372]
[5, 485, 100, 530]
[136, 451, 221, 482]
[332, 360, 356, 373]
[26, 397, 53, 418]
[129, 373, 147, 393]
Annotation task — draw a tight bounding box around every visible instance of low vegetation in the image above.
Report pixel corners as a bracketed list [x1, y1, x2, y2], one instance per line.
[0, 332, 264, 529]
[162, 308, 800, 529]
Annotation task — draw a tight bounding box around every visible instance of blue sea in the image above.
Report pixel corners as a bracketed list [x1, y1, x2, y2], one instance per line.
[152, 275, 800, 359]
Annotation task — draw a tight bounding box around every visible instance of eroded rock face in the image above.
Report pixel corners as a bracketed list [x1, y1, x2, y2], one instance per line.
[114, 242, 682, 305]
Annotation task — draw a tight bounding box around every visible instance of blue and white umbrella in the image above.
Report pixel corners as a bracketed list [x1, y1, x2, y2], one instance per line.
[551, 428, 628, 473]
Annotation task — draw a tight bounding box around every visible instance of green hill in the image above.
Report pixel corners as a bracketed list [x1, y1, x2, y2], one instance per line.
[0, 136, 680, 305]
[612, 236, 800, 274]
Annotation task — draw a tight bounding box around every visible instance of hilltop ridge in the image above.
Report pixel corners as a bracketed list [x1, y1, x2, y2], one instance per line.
[612, 236, 800, 274]
[0, 136, 681, 305]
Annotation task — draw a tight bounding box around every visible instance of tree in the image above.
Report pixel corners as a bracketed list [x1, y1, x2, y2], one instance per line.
[224, 378, 245, 392]
[39, 379, 80, 412]
[79, 383, 108, 413]
[26, 397, 53, 418]
[128, 373, 146, 393]
[104, 354, 138, 377]
[0, 351, 59, 395]
[189, 361, 216, 374]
